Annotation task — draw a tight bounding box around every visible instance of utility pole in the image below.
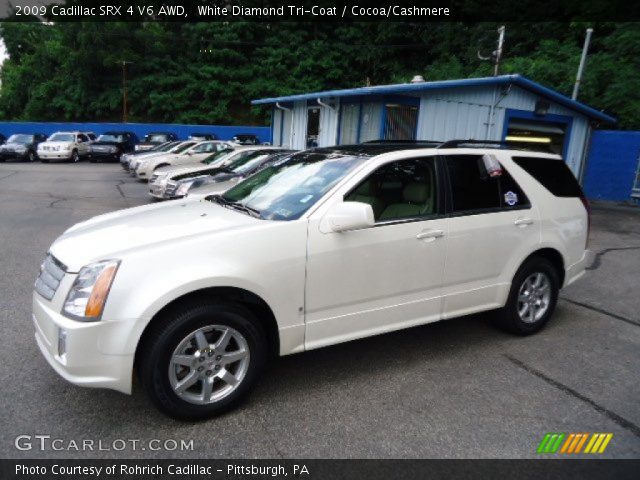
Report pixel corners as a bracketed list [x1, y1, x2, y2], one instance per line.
[478, 25, 506, 76]
[118, 60, 132, 122]
[572, 28, 594, 100]
[494, 25, 506, 76]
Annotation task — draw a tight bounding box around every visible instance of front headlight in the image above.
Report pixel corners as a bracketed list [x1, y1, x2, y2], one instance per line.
[138, 160, 148, 168]
[63, 260, 120, 321]
[176, 180, 195, 196]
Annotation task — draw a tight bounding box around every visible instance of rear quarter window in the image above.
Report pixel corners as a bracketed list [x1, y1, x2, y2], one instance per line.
[512, 156, 583, 197]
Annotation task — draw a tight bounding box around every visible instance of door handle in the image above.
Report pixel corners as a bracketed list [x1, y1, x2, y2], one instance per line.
[514, 217, 534, 226]
[416, 229, 445, 241]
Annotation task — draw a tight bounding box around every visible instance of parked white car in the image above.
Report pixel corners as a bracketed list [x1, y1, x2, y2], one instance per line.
[121, 141, 181, 171]
[33, 144, 592, 420]
[128, 141, 196, 176]
[37, 132, 93, 162]
[135, 141, 231, 180]
[149, 147, 287, 200]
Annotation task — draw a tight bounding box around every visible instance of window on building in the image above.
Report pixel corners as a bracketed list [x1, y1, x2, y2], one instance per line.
[383, 104, 418, 141]
[505, 119, 567, 156]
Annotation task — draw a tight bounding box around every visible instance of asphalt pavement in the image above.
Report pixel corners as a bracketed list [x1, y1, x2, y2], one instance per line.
[0, 162, 638, 459]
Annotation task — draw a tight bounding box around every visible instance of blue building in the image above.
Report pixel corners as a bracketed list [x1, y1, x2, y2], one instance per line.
[252, 74, 616, 182]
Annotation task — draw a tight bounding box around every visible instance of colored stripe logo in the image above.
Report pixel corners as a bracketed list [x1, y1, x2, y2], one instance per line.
[537, 433, 613, 454]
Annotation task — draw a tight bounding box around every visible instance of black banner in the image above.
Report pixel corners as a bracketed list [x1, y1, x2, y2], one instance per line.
[1, 459, 640, 480]
[2, 0, 640, 22]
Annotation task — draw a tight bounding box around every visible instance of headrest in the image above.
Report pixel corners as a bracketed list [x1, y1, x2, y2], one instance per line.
[403, 182, 429, 204]
[355, 180, 373, 196]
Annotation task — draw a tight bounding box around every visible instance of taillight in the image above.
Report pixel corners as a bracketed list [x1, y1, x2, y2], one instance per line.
[579, 192, 591, 249]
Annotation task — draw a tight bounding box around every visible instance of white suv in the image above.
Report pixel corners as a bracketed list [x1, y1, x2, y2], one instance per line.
[37, 131, 92, 162]
[32, 143, 592, 419]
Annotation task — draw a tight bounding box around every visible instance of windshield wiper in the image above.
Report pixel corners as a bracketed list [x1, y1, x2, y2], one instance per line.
[209, 195, 262, 218]
[226, 200, 262, 218]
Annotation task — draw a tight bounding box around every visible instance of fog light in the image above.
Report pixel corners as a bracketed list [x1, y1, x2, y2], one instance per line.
[58, 329, 67, 359]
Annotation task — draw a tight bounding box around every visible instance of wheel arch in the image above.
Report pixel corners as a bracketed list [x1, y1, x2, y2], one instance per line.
[134, 286, 280, 370]
[518, 247, 565, 287]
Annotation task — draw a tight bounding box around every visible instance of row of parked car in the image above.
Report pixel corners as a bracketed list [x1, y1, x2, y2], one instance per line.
[0, 131, 263, 163]
[121, 138, 294, 200]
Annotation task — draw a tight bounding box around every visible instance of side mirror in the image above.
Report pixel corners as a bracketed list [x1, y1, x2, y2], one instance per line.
[321, 202, 374, 233]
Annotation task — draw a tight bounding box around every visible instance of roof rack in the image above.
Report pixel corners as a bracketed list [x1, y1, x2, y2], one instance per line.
[438, 139, 555, 153]
[362, 138, 554, 153]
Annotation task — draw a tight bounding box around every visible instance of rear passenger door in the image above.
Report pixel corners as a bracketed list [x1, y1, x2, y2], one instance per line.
[441, 152, 540, 319]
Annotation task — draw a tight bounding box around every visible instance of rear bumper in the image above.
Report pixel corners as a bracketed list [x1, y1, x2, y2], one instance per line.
[564, 249, 594, 287]
[33, 293, 134, 394]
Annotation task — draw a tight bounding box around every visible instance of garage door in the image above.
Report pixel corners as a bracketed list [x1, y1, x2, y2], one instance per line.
[505, 119, 567, 155]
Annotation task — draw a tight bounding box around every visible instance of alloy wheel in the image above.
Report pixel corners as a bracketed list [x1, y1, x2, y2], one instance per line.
[168, 325, 250, 405]
[517, 272, 551, 323]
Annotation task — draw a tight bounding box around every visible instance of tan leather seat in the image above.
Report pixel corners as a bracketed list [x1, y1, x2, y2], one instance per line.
[349, 180, 385, 218]
[379, 181, 433, 221]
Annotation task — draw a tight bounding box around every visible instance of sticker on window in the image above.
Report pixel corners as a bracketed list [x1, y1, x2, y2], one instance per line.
[300, 194, 313, 203]
[504, 191, 518, 206]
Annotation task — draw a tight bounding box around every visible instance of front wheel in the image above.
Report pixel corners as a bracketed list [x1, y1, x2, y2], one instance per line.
[138, 301, 267, 420]
[28, 151, 37, 162]
[493, 257, 559, 335]
[71, 150, 79, 163]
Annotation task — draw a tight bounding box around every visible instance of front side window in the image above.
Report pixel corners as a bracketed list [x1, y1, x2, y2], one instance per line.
[345, 157, 438, 222]
[172, 142, 196, 153]
[220, 152, 366, 221]
[446, 155, 530, 213]
[78, 134, 89, 142]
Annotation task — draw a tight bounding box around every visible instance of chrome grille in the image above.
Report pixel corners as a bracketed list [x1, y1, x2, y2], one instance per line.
[35, 254, 67, 300]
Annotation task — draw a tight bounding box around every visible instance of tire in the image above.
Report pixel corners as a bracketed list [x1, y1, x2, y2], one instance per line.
[138, 301, 267, 420]
[71, 150, 79, 163]
[493, 256, 560, 335]
[28, 151, 37, 162]
[40, 159, 49, 163]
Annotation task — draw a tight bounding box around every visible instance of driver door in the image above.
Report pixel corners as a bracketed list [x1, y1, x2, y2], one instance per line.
[304, 156, 447, 350]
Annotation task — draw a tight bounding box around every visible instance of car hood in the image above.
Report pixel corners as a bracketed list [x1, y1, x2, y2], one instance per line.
[50, 199, 260, 271]
[1, 142, 29, 149]
[155, 162, 211, 177]
[188, 178, 241, 199]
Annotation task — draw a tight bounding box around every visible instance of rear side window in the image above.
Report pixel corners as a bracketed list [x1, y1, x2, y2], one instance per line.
[512, 156, 583, 197]
[446, 155, 530, 213]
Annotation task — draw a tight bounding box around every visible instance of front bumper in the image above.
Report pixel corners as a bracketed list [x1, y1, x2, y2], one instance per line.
[90, 152, 121, 162]
[37, 151, 73, 161]
[0, 151, 28, 161]
[564, 249, 594, 287]
[33, 293, 134, 394]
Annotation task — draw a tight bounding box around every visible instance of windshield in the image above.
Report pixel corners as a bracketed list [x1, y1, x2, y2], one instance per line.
[227, 151, 277, 175]
[7, 134, 33, 143]
[48, 133, 74, 142]
[145, 134, 169, 143]
[98, 134, 124, 142]
[171, 142, 196, 153]
[202, 149, 234, 165]
[219, 153, 365, 221]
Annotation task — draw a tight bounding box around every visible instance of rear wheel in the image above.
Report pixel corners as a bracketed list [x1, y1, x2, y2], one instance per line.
[138, 301, 267, 420]
[493, 257, 559, 335]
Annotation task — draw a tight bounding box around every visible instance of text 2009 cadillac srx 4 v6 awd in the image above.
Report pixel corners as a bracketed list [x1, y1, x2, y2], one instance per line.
[33, 143, 592, 419]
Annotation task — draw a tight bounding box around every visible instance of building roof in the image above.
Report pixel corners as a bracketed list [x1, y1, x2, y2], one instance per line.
[251, 74, 616, 124]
